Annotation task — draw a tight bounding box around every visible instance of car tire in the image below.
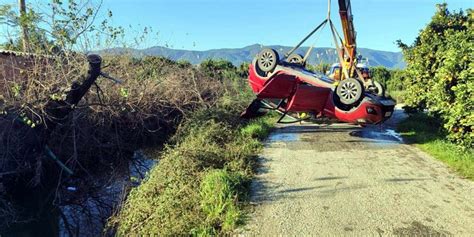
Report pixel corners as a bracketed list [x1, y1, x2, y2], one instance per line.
[371, 80, 385, 97]
[336, 78, 364, 105]
[257, 48, 279, 73]
[287, 53, 305, 66]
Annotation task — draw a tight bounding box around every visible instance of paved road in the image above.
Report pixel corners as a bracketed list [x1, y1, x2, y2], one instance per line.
[242, 109, 474, 236]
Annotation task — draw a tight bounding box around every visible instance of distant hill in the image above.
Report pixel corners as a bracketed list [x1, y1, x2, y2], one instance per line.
[102, 44, 405, 69]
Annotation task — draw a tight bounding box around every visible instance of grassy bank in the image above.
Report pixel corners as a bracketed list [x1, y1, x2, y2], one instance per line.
[397, 113, 473, 180]
[109, 104, 276, 235]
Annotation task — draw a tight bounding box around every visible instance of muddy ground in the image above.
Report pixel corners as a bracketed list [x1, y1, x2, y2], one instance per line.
[241, 109, 474, 235]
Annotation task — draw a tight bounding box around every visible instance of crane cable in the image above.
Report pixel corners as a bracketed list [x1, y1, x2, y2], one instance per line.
[330, 22, 367, 80]
[302, 0, 332, 63]
[303, 21, 327, 63]
[284, 19, 328, 60]
[286, 0, 368, 83]
[326, 0, 350, 79]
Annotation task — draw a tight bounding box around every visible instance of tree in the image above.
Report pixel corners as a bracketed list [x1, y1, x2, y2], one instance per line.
[200, 59, 236, 79]
[398, 4, 473, 148]
[386, 69, 407, 92]
[0, 0, 124, 53]
[370, 66, 391, 88]
[18, 0, 29, 51]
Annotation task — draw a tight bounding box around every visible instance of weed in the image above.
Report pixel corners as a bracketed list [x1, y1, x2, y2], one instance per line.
[240, 116, 275, 140]
[398, 113, 473, 179]
[199, 169, 244, 232]
[110, 104, 276, 235]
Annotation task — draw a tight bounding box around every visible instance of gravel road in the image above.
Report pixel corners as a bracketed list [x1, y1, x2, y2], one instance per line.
[241, 109, 474, 236]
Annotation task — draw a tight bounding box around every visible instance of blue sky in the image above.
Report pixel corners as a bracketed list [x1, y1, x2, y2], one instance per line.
[2, 0, 473, 52]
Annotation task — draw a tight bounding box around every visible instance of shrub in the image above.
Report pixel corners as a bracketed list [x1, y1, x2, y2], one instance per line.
[370, 66, 391, 88]
[398, 4, 473, 148]
[110, 104, 276, 235]
[200, 59, 236, 79]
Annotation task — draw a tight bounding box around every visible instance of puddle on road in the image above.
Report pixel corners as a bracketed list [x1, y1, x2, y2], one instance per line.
[268, 133, 299, 142]
[384, 129, 404, 142]
[267, 125, 404, 150]
[350, 128, 404, 144]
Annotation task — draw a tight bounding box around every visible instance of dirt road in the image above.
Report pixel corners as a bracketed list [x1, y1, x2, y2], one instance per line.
[242, 109, 474, 235]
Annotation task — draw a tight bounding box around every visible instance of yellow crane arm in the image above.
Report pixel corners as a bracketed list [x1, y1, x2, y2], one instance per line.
[337, 0, 358, 77]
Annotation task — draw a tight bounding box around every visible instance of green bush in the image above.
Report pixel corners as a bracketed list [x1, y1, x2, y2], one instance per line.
[370, 66, 391, 88]
[199, 170, 244, 232]
[110, 105, 276, 235]
[238, 62, 250, 78]
[384, 69, 408, 102]
[398, 4, 473, 148]
[240, 117, 274, 140]
[200, 59, 237, 79]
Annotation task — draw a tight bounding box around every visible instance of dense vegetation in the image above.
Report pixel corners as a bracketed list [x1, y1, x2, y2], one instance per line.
[370, 4, 472, 151]
[110, 104, 275, 235]
[358, 4, 473, 179]
[104, 59, 276, 235]
[1, 1, 271, 234]
[388, 4, 473, 180]
[397, 4, 473, 149]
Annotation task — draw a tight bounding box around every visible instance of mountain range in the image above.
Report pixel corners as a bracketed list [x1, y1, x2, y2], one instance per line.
[102, 44, 405, 69]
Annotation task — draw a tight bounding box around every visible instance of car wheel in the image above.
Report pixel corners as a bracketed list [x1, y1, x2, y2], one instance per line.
[336, 78, 364, 105]
[257, 48, 279, 73]
[287, 53, 305, 66]
[370, 80, 385, 97]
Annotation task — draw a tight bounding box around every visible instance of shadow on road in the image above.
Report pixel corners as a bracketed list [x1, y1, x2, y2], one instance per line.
[385, 178, 431, 182]
[313, 176, 348, 181]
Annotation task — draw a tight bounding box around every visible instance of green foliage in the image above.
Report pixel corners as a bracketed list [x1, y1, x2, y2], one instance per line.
[238, 62, 250, 77]
[177, 59, 192, 68]
[240, 116, 274, 140]
[371, 67, 408, 102]
[200, 59, 236, 79]
[0, 3, 50, 51]
[111, 101, 276, 235]
[370, 66, 391, 88]
[0, 5, 16, 26]
[199, 170, 244, 232]
[398, 4, 473, 148]
[398, 113, 473, 179]
[119, 87, 129, 98]
[386, 69, 408, 94]
[0, 0, 124, 53]
[307, 62, 331, 73]
[10, 83, 21, 98]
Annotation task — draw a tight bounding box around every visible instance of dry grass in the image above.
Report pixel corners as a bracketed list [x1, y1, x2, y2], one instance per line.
[0, 53, 226, 230]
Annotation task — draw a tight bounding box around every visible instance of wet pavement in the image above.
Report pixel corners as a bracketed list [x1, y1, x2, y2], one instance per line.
[241, 108, 474, 236]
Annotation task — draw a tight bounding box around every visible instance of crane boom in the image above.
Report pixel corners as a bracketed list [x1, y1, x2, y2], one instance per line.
[337, 0, 357, 76]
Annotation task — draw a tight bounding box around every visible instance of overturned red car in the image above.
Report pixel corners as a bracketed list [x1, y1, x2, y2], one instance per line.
[241, 48, 396, 125]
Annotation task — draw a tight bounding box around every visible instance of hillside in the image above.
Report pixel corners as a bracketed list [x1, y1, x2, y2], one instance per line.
[102, 44, 405, 69]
